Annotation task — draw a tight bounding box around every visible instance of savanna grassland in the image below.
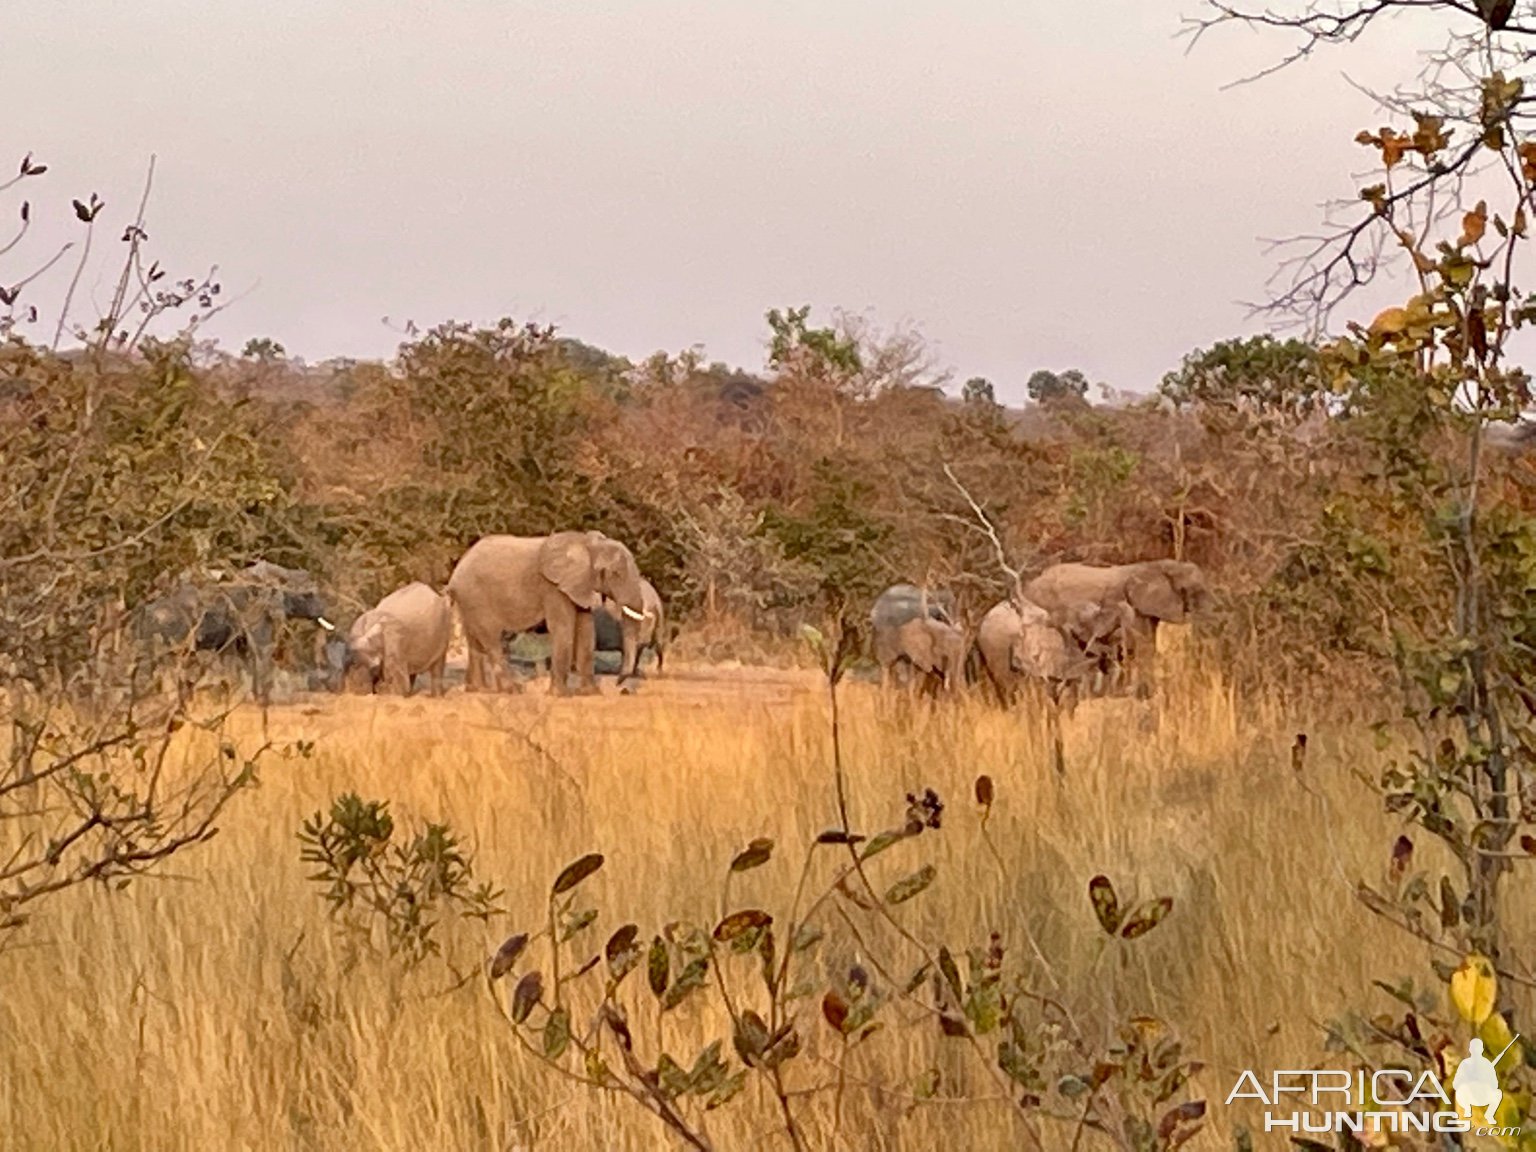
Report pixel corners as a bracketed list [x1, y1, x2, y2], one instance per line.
[0, 636, 1466, 1152]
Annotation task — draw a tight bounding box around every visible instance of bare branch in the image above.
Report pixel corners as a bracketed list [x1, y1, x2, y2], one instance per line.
[941, 462, 1023, 597]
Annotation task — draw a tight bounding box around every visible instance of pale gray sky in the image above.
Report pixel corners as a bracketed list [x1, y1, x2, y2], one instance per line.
[7, 1, 1431, 402]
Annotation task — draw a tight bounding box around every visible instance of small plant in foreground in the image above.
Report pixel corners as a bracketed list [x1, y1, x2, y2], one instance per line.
[298, 792, 503, 968]
[480, 782, 1201, 1152]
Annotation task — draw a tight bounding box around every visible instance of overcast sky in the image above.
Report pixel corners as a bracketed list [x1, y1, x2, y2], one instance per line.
[6, 1, 1438, 402]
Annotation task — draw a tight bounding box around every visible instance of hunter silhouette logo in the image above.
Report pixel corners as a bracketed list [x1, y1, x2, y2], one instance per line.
[1454, 1036, 1520, 1125]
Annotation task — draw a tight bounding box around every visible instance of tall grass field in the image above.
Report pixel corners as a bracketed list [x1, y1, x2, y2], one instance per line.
[0, 639, 1472, 1150]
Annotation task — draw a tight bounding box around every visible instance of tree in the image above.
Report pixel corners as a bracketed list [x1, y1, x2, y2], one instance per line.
[0, 154, 285, 946]
[1194, 0, 1536, 1133]
[1026, 368, 1090, 407]
[961, 376, 997, 407]
[240, 337, 286, 362]
[1159, 335, 1323, 422]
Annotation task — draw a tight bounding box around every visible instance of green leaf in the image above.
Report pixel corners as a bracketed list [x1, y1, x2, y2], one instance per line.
[647, 936, 669, 999]
[859, 827, 914, 860]
[938, 947, 963, 1004]
[544, 1007, 570, 1059]
[552, 853, 604, 896]
[1058, 1074, 1091, 1099]
[884, 863, 938, 905]
[713, 909, 773, 943]
[730, 838, 773, 872]
[733, 1010, 770, 1063]
[791, 924, 824, 953]
[762, 1025, 801, 1069]
[705, 1069, 747, 1110]
[560, 907, 598, 941]
[688, 1040, 727, 1095]
[662, 957, 709, 1011]
[964, 982, 1003, 1035]
[655, 1052, 691, 1099]
[914, 1068, 942, 1100]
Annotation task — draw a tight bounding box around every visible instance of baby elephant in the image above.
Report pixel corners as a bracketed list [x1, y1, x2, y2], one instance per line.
[890, 617, 966, 696]
[343, 582, 452, 696]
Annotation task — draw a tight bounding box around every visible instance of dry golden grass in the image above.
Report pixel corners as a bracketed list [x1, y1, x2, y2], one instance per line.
[0, 639, 1477, 1151]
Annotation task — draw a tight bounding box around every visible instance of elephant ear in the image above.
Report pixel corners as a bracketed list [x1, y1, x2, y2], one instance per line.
[357, 617, 388, 665]
[1126, 567, 1186, 623]
[539, 533, 602, 611]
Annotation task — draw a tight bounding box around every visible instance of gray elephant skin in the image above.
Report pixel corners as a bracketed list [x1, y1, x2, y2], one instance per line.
[1023, 560, 1209, 694]
[889, 616, 966, 695]
[507, 577, 667, 682]
[870, 583, 958, 687]
[973, 598, 1092, 706]
[604, 577, 667, 680]
[133, 561, 333, 704]
[341, 582, 452, 697]
[447, 531, 647, 695]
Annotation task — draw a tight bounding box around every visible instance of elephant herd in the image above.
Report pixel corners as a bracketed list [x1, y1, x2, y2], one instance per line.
[868, 559, 1210, 707]
[127, 530, 1205, 709]
[131, 530, 665, 703]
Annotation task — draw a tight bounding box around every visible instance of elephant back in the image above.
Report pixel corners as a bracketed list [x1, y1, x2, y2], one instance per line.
[871, 583, 956, 629]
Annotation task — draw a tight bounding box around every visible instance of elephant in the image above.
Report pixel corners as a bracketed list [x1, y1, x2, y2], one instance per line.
[1022, 560, 1209, 696]
[341, 582, 452, 697]
[133, 561, 334, 705]
[870, 583, 958, 688]
[512, 577, 667, 683]
[889, 616, 966, 696]
[604, 577, 667, 681]
[972, 598, 1094, 707]
[446, 531, 647, 696]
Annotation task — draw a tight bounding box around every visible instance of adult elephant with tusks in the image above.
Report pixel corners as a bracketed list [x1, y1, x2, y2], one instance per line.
[1022, 560, 1209, 697]
[447, 531, 647, 696]
[606, 577, 667, 682]
[133, 561, 334, 705]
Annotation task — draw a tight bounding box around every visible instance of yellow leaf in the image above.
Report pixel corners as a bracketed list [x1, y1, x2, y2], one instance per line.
[1369, 307, 1410, 337]
[1451, 952, 1498, 1025]
[1461, 201, 1489, 248]
[1478, 1010, 1524, 1070]
[1520, 141, 1536, 182]
[1412, 113, 1451, 157]
[1381, 128, 1411, 169]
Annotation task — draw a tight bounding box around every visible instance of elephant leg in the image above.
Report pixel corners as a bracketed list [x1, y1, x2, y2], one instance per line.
[573, 611, 598, 693]
[249, 640, 274, 707]
[428, 656, 446, 698]
[654, 642, 665, 677]
[983, 663, 1011, 707]
[618, 619, 640, 684]
[546, 599, 577, 696]
[465, 631, 501, 693]
[464, 641, 484, 691]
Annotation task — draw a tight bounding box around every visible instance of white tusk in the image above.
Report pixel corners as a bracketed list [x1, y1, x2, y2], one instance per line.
[317, 617, 336, 632]
[621, 605, 646, 622]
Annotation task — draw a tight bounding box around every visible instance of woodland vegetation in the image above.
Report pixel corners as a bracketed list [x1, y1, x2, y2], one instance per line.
[14, 0, 1536, 1148]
